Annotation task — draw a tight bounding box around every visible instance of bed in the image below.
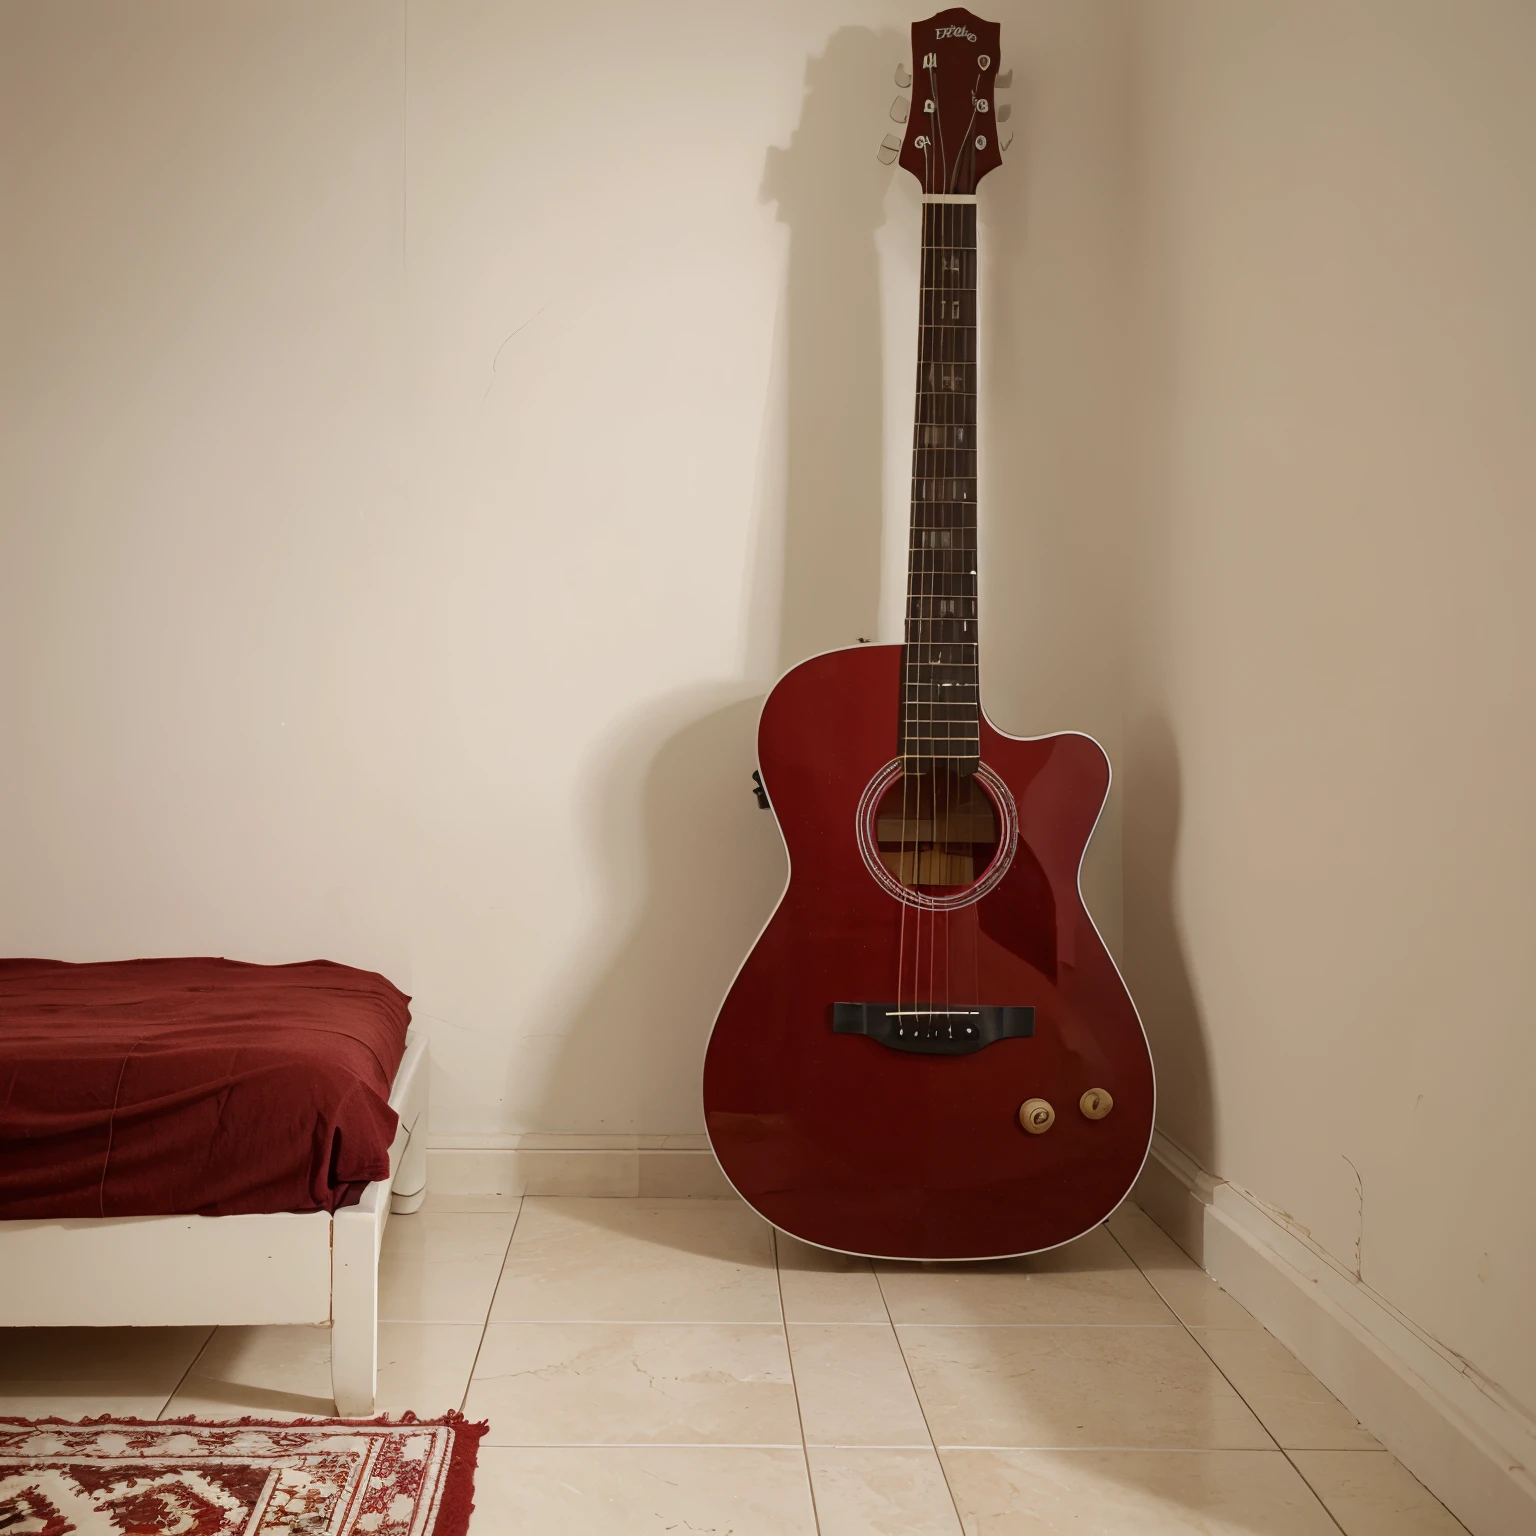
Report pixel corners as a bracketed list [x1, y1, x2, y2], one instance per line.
[0, 958, 428, 1416]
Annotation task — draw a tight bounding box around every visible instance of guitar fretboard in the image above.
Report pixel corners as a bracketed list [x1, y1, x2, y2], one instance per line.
[901, 199, 978, 775]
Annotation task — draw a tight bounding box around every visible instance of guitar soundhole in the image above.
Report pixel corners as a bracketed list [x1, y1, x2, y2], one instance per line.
[876, 769, 998, 893]
[857, 760, 1018, 911]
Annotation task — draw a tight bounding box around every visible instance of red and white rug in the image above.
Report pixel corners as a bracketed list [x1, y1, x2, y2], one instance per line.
[0, 1413, 487, 1536]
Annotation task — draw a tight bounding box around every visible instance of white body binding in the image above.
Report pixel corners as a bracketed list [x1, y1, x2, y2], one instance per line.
[0, 1026, 429, 1416]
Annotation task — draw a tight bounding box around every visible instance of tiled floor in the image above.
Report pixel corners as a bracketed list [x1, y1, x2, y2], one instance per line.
[0, 1196, 1470, 1534]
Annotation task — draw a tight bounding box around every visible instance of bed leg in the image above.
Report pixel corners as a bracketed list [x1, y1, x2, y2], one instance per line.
[331, 1200, 380, 1416]
[390, 1113, 427, 1215]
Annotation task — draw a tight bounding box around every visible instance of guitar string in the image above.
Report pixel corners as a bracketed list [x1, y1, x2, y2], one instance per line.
[948, 73, 983, 196]
[931, 193, 948, 1033]
[924, 59, 948, 1036]
[960, 190, 973, 1025]
[964, 149, 976, 1026]
[925, 194, 940, 1032]
[918, 139, 942, 1021]
[946, 108, 983, 1026]
[938, 179, 979, 1025]
[926, 193, 948, 1024]
[918, 147, 940, 1017]
[935, 196, 946, 1025]
[921, 193, 934, 1020]
[901, 52, 930, 1019]
[950, 190, 964, 1028]
[896, 129, 936, 1030]
[928, 56, 949, 228]
[931, 196, 955, 1025]
[950, 191, 972, 1029]
[952, 194, 964, 1031]
[936, 196, 954, 1029]
[958, 146, 970, 1019]
[900, 143, 929, 1027]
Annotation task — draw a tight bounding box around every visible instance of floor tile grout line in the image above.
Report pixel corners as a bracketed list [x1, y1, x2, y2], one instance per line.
[932, 1444, 1360, 1453]
[1282, 1449, 1473, 1536]
[431, 1319, 1192, 1329]
[457, 1195, 526, 1416]
[1275, 1448, 1382, 1536]
[379, 1317, 530, 1327]
[1104, 1220, 1351, 1536]
[461, 1319, 790, 1327]
[875, 1260, 969, 1535]
[467, 1442, 1432, 1452]
[156, 1323, 220, 1421]
[478, 1442, 810, 1449]
[1101, 1217, 1226, 1324]
[774, 1229, 825, 1536]
[892, 1321, 1185, 1329]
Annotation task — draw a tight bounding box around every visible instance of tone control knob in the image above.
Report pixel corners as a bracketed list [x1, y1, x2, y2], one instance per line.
[1080, 1088, 1113, 1120]
[1019, 1098, 1055, 1134]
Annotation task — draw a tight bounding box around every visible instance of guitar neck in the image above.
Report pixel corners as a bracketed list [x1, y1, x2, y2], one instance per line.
[902, 196, 979, 776]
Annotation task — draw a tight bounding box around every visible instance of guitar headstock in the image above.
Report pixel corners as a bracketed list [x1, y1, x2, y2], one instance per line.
[897, 9, 1002, 196]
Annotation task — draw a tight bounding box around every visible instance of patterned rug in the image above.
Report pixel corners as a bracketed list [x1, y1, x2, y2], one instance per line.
[0, 1413, 486, 1536]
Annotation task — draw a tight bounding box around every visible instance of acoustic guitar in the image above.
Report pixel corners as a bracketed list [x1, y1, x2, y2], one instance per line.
[703, 8, 1154, 1260]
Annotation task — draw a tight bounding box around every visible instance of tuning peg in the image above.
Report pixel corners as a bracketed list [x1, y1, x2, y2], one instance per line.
[877, 134, 902, 165]
[890, 96, 909, 124]
[895, 63, 912, 88]
[995, 68, 1012, 89]
[995, 102, 1012, 122]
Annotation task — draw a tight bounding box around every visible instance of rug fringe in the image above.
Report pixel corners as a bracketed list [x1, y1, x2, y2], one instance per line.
[1, 1410, 488, 1431]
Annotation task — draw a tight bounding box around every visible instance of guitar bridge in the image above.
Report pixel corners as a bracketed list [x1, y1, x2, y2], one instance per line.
[831, 1002, 1034, 1056]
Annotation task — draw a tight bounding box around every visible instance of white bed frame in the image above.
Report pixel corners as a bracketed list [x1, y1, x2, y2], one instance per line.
[0, 1027, 428, 1416]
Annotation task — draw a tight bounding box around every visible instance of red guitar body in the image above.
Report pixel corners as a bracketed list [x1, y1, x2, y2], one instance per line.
[702, 644, 1154, 1260]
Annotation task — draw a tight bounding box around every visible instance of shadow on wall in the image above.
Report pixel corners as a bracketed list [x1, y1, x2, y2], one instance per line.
[532, 26, 901, 1133]
[1123, 711, 1214, 1164]
[760, 25, 895, 671]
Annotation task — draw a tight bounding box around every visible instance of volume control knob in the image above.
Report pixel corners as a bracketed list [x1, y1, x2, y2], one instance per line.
[1019, 1098, 1055, 1134]
[1080, 1088, 1114, 1120]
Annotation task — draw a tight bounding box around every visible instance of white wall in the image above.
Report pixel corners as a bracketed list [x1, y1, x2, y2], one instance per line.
[1125, 0, 1536, 1428]
[0, 1, 1132, 1138]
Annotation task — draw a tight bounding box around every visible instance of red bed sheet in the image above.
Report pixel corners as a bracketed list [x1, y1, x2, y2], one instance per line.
[0, 957, 410, 1218]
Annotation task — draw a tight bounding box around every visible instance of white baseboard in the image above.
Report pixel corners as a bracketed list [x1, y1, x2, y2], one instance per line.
[426, 1133, 734, 1199]
[1133, 1133, 1536, 1536]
